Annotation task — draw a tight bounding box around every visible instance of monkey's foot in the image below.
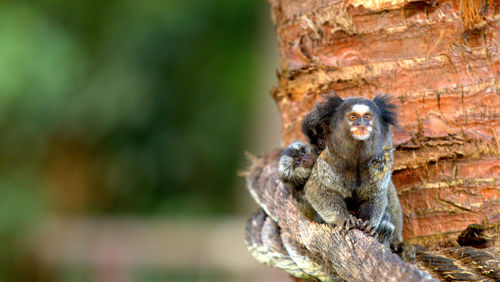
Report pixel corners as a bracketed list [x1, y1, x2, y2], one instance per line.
[376, 232, 390, 246]
[339, 215, 362, 230]
[358, 220, 378, 236]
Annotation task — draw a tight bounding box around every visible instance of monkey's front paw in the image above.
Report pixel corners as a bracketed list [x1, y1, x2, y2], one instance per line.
[371, 155, 384, 167]
[358, 220, 378, 236]
[338, 215, 362, 230]
[370, 149, 392, 167]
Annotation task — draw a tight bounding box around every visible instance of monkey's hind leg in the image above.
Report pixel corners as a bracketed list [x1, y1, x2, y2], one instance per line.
[358, 193, 388, 236]
[376, 212, 394, 247]
[387, 181, 403, 249]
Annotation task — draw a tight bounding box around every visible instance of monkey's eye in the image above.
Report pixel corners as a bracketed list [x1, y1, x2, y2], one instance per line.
[348, 113, 357, 121]
[364, 113, 372, 120]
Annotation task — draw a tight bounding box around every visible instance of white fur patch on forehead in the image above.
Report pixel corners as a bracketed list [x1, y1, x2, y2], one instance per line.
[351, 104, 370, 115]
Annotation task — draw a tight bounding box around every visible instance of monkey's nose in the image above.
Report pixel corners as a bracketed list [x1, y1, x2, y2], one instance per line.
[301, 156, 315, 168]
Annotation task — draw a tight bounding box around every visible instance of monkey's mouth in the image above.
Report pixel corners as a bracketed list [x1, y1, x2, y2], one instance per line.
[351, 126, 371, 141]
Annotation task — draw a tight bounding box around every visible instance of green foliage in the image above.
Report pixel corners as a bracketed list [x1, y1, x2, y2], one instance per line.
[0, 1, 266, 280]
[0, 0, 262, 214]
[0, 169, 48, 280]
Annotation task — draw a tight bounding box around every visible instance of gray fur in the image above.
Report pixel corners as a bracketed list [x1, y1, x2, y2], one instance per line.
[377, 211, 395, 247]
[387, 181, 403, 247]
[278, 141, 319, 221]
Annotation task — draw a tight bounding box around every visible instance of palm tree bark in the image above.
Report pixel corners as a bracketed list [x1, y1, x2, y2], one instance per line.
[269, 0, 499, 244]
[245, 0, 500, 280]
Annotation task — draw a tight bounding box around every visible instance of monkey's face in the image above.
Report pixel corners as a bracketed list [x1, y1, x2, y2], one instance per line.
[345, 104, 375, 141]
[282, 142, 316, 170]
[308, 93, 396, 149]
[279, 142, 317, 186]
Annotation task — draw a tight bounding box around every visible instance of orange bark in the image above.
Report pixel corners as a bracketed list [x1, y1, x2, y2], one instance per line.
[269, 0, 499, 244]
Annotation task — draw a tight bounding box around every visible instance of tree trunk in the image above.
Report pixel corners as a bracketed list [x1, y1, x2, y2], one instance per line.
[269, 0, 499, 245]
[244, 1, 500, 280]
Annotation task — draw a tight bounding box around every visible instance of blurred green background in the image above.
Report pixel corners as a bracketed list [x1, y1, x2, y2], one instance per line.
[0, 0, 285, 281]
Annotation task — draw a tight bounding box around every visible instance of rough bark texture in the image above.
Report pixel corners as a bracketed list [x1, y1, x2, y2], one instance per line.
[244, 0, 500, 280]
[268, 0, 500, 243]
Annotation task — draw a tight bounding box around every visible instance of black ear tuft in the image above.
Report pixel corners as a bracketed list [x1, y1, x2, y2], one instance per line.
[301, 90, 344, 148]
[373, 94, 398, 126]
[301, 113, 320, 146]
[317, 90, 344, 121]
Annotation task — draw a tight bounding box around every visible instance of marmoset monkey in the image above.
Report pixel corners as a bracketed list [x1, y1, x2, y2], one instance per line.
[279, 141, 318, 220]
[279, 141, 317, 188]
[302, 92, 403, 248]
